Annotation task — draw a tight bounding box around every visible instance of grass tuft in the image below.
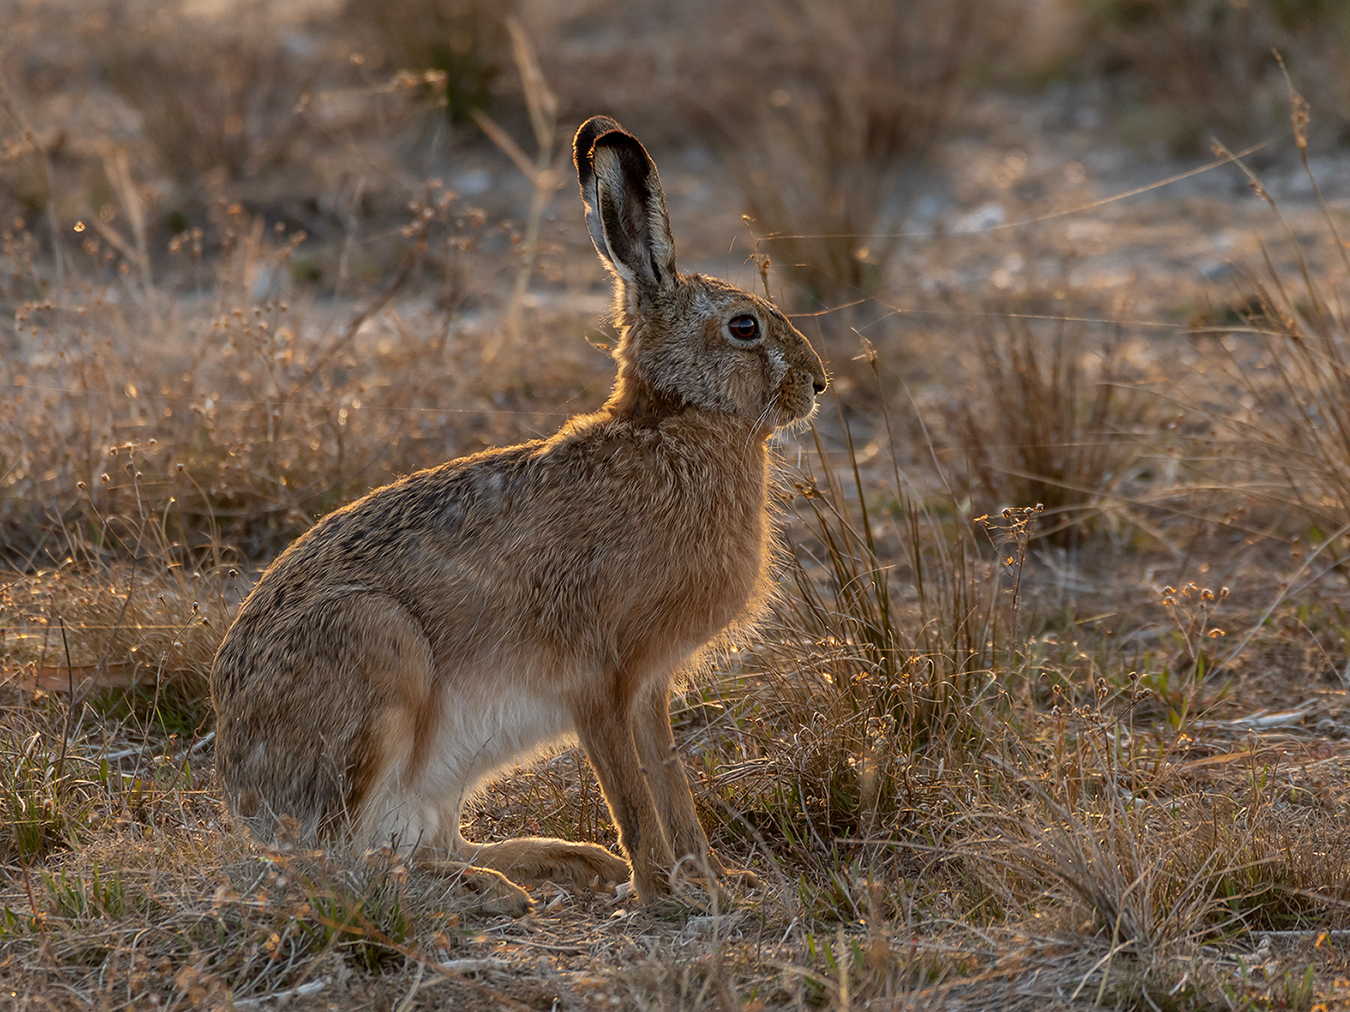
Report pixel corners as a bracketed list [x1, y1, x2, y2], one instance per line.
[954, 299, 1155, 541]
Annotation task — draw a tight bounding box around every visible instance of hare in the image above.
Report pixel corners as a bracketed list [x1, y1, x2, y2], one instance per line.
[210, 115, 827, 915]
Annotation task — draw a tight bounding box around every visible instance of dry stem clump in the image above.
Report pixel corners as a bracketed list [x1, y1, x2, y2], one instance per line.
[1180, 120, 1350, 573]
[954, 303, 1154, 542]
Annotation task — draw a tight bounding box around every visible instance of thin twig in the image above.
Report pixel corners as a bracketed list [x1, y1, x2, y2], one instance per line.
[55, 617, 75, 787]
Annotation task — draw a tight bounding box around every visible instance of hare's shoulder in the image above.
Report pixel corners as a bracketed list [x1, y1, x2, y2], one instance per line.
[301, 440, 547, 548]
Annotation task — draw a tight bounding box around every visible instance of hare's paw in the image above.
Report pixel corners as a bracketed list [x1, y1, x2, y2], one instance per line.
[719, 866, 759, 887]
[423, 861, 534, 917]
[630, 863, 675, 905]
[466, 838, 631, 893]
[461, 867, 535, 917]
[674, 850, 759, 891]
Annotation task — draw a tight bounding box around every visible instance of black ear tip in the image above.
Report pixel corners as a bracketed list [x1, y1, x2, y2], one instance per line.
[585, 129, 657, 197]
[591, 129, 649, 163]
[574, 116, 627, 170]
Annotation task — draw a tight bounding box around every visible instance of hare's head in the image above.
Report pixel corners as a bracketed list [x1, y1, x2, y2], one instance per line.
[574, 116, 827, 434]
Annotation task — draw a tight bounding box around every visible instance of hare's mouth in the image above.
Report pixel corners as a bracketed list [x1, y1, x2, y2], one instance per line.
[770, 382, 820, 431]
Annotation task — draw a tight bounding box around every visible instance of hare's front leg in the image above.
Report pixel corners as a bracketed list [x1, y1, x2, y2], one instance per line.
[635, 687, 758, 887]
[571, 680, 675, 902]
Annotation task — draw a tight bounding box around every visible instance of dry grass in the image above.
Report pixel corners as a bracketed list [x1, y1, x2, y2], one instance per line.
[0, 186, 606, 565]
[2, 3, 1350, 1010]
[1196, 134, 1350, 551]
[953, 293, 1156, 541]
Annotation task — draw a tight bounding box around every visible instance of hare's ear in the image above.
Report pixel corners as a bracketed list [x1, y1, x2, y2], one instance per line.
[574, 116, 677, 291]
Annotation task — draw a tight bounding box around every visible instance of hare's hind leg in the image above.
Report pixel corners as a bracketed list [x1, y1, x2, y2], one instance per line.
[635, 687, 758, 887]
[432, 797, 629, 895]
[216, 593, 443, 844]
[454, 838, 630, 894]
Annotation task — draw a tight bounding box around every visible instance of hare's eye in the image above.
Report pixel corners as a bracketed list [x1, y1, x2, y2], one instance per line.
[727, 314, 760, 344]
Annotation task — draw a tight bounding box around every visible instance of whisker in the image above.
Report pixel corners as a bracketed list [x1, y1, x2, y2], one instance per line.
[749, 396, 778, 452]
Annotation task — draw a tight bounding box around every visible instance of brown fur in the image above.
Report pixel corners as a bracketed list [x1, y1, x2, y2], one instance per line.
[210, 116, 827, 913]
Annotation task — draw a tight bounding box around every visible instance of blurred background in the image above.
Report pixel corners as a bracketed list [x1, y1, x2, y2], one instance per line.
[4, 0, 1348, 309]
[4, 0, 1350, 563]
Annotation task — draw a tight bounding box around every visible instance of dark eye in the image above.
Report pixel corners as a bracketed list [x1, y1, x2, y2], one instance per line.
[727, 314, 760, 343]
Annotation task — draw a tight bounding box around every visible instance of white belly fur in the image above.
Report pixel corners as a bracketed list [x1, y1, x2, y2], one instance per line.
[360, 677, 577, 851]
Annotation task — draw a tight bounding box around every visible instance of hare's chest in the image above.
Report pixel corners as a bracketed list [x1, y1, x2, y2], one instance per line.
[615, 498, 765, 655]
